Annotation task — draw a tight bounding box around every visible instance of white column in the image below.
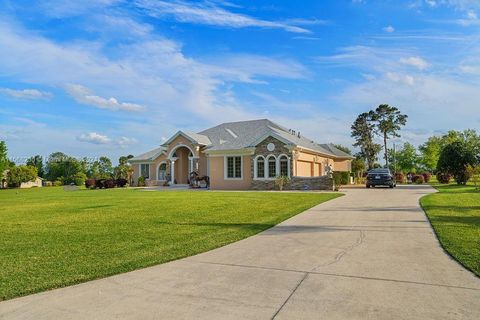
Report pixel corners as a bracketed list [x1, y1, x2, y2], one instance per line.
[170, 159, 176, 185]
[188, 157, 193, 173]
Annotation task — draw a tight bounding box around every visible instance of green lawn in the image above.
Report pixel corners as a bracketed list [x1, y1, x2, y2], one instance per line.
[0, 187, 340, 300]
[421, 182, 480, 276]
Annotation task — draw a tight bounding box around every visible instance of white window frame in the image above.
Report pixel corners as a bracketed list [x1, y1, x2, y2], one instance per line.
[266, 155, 277, 179]
[278, 154, 290, 178]
[157, 161, 167, 180]
[140, 163, 150, 179]
[224, 155, 243, 180]
[254, 155, 266, 179]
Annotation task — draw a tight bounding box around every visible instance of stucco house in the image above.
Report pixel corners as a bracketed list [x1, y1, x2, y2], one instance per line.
[129, 119, 353, 190]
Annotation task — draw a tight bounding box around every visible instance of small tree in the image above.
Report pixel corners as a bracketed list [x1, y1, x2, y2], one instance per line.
[437, 141, 477, 185]
[7, 165, 38, 188]
[274, 175, 290, 191]
[466, 164, 480, 190]
[351, 157, 366, 184]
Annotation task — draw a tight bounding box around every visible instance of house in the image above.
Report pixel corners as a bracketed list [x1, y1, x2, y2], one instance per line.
[129, 119, 353, 190]
[20, 177, 43, 189]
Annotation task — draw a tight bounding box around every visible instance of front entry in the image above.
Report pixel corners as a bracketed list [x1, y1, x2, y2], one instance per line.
[172, 147, 191, 184]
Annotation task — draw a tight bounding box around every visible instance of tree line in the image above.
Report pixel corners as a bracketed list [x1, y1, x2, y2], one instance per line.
[0, 141, 135, 188]
[350, 104, 480, 185]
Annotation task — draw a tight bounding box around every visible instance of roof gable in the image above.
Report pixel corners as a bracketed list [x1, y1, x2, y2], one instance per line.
[161, 131, 211, 147]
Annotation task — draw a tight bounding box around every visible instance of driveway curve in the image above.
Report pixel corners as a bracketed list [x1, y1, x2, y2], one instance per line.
[1, 185, 479, 319]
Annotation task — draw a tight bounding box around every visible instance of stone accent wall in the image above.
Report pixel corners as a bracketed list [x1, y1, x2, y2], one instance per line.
[249, 136, 333, 190]
[251, 176, 333, 191]
[250, 136, 292, 179]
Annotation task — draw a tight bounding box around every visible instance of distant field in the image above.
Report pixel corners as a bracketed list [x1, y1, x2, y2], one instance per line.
[0, 187, 340, 300]
[421, 182, 480, 276]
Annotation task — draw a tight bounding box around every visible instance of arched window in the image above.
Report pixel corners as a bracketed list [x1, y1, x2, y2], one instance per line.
[255, 156, 265, 178]
[267, 155, 276, 178]
[157, 163, 167, 180]
[279, 155, 289, 177]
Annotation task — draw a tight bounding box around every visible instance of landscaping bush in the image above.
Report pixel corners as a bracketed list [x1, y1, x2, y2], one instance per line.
[332, 171, 349, 191]
[274, 176, 290, 191]
[137, 176, 146, 187]
[95, 179, 105, 189]
[73, 172, 87, 186]
[333, 171, 350, 185]
[104, 179, 116, 189]
[85, 179, 96, 189]
[412, 175, 425, 184]
[421, 172, 431, 183]
[395, 172, 405, 184]
[116, 178, 128, 187]
[455, 170, 472, 185]
[436, 172, 452, 184]
[53, 180, 62, 186]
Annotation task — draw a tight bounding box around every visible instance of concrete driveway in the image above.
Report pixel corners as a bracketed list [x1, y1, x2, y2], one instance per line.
[1, 185, 479, 319]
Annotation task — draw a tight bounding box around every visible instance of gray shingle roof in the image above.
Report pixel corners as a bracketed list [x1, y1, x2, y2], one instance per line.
[199, 119, 353, 158]
[129, 147, 165, 162]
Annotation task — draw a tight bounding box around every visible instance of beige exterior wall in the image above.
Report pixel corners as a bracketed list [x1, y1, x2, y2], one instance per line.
[20, 178, 43, 188]
[209, 155, 252, 190]
[333, 159, 352, 172]
[293, 150, 335, 177]
[166, 135, 200, 157]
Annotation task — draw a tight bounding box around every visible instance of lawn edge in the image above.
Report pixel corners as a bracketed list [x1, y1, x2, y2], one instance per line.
[419, 187, 480, 278]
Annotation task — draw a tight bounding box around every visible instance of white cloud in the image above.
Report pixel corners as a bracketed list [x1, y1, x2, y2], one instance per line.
[117, 136, 137, 148]
[135, 0, 311, 33]
[0, 88, 53, 100]
[459, 64, 480, 74]
[386, 72, 415, 85]
[383, 25, 395, 33]
[399, 56, 429, 70]
[65, 84, 146, 112]
[77, 132, 112, 144]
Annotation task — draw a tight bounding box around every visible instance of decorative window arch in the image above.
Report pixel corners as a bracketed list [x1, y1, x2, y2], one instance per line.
[267, 155, 277, 179]
[157, 162, 167, 180]
[254, 155, 265, 179]
[278, 154, 290, 177]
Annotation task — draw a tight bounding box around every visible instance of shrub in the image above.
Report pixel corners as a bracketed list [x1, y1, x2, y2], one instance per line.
[104, 179, 116, 188]
[466, 164, 480, 190]
[332, 172, 349, 191]
[53, 180, 62, 186]
[455, 171, 472, 185]
[333, 171, 350, 185]
[437, 141, 476, 185]
[85, 179, 96, 189]
[116, 178, 128, 187]
[421, 172, 431, 183]
[412, 175, 425, 184]
[73, 172, 87, 186]
[274, 176, 290, 191]
[95, 179, 106, 189]
[395, 172, 405, 183]
[436, 172, 451, 184]
[137, 176, 146, 187]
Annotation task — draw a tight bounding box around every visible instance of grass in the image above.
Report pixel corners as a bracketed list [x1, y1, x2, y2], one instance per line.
[0, 187, 340, 300]
[420, 181, 480, 276]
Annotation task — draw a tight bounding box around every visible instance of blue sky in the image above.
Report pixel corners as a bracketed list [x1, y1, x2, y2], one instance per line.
[1, 0, 479, 163]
